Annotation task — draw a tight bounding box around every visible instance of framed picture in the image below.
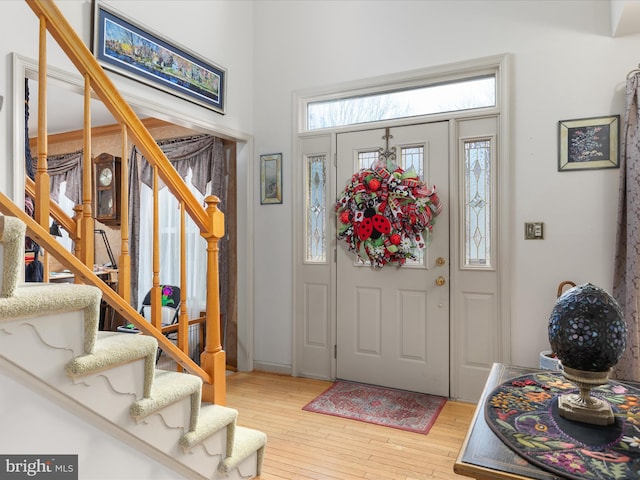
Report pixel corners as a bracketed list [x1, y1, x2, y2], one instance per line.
[260, 153, 282, 205]
[92, 1, 226, 114]
[558, 115, 620, 171]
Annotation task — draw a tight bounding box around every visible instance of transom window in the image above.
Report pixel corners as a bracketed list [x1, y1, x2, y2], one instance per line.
[307, 75, 495, 131]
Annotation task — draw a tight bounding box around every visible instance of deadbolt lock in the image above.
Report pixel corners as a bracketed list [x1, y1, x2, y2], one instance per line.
[436, 257, 446, 266]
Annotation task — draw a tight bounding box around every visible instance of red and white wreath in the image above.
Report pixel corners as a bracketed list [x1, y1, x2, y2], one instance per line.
[335, 159, 442, 268]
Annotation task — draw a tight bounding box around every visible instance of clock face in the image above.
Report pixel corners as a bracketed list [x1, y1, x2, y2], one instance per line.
[99, 166, 113, 187]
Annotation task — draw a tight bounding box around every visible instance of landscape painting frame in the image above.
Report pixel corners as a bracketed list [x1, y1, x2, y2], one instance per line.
[92, 1, 226, 114]
[260, 153, 283, 205]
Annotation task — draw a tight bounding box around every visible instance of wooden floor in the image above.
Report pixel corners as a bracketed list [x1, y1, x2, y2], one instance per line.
[225, 371, 477, 480]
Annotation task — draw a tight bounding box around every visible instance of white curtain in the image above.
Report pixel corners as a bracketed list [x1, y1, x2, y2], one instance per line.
[137, 169, 209, 320]
[54, 182, 74, 253]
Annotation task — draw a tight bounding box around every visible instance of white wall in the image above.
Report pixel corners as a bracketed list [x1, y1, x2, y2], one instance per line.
[251, 0, 640, 372]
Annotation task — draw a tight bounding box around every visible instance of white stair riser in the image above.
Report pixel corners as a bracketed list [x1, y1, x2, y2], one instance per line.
[0, 316, 82, 384]
[63, 372, 138, 427]
[235, 452, 259, 479]
[63, 360, 149, 426]
[0, 311, 84, 356]
[131, 413, 192, 455]
[181, 430, 229, 477]
[197, 428, 228, 458]
[134, 394, 195, 432]
[68, 360, 147, 400]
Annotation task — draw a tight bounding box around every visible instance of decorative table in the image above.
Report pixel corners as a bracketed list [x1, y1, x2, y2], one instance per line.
[455, 363, 640, 480]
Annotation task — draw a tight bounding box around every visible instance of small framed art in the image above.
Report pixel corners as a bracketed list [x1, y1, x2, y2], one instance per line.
[558, 115, 620, 171]
[260, 153, 282, 204]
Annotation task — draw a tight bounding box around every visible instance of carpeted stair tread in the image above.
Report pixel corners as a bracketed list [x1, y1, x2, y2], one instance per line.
[218, 426, 267, 475]
[131, 369, 203, 430]
[65, 331, 158, 397]
[0, 283, 102, 353]
[0, 215, 26, 298]
[179, 403, 238, 451]
[0, 283, 101, 320]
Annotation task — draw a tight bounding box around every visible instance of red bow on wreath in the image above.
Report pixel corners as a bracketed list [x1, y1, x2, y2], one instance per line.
[335, 159, 441, 268]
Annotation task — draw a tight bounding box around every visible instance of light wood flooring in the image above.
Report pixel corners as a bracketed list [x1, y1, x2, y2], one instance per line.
[225, 371, 477, 480]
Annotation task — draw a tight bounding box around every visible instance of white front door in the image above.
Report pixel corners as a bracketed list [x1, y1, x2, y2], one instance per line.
[335, 122, 449, 396]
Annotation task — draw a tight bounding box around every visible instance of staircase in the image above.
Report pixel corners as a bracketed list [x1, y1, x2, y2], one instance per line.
[0, 215, 266, 479]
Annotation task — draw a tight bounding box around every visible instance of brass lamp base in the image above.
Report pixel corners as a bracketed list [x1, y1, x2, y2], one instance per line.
[558, 366, 614, 426]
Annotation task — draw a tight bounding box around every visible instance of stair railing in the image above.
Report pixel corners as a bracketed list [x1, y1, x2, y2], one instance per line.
[16, 0, 226, 404]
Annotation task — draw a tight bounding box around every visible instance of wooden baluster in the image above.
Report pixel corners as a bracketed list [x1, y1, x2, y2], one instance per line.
[80, 74, 94, 269]
[201, 195, 226, 405]
[118, 124, 131, 303]
[72, 205, 83, 272]
[177, 201, 189, 372]
[35, 14, 50, 282]
[151, 165, 161, 330]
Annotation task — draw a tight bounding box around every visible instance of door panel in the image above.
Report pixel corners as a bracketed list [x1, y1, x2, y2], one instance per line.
[336, 123, 449, 396]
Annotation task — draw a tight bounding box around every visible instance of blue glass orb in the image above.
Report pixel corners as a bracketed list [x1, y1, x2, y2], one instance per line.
[548, 283, 627, 372]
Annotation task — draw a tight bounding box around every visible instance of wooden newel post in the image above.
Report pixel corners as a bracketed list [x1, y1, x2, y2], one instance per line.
[201, 195, 226, 405]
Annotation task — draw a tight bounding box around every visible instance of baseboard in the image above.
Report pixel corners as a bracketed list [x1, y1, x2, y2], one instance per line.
[252, 361, 291, 376]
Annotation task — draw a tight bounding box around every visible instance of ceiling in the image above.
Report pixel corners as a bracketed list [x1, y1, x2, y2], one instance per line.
[612, 0, 640, 37]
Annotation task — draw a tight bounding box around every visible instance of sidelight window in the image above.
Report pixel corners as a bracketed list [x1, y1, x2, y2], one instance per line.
[305, 154, 327, 262]
[463, 139, 492, 267]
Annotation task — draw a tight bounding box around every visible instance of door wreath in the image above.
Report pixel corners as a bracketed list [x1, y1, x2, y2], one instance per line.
[335, 158, 442, 268]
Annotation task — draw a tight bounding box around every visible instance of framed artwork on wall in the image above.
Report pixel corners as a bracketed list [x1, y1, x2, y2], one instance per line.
[92, 1, 226, 114]
[558, 115, 620, 171]
[260, 153, 282, 205]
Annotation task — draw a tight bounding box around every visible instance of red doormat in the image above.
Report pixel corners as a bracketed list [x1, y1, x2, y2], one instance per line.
[302, 380, 447, 434]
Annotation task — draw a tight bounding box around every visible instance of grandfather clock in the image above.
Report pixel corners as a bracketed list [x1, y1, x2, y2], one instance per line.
[93, 152, 121, 226]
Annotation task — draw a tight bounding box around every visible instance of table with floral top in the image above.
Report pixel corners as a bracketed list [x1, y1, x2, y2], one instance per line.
[455, 363, 640, 480]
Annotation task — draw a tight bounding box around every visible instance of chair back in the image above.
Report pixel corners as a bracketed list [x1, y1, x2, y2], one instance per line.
[139, 285, 181, 326]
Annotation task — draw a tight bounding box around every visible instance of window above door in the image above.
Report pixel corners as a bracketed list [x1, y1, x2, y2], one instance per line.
[304, 74, 496, 131]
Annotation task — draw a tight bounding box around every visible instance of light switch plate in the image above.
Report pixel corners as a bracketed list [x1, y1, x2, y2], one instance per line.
[525, 222, 544, 240]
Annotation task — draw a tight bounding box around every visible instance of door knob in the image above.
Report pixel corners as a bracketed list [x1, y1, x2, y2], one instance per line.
[436, 257, 446, 266]
[435, 276, 446, 286]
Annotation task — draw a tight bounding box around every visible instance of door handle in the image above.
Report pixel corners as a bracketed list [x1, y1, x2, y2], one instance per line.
[435, 276, 446, 286]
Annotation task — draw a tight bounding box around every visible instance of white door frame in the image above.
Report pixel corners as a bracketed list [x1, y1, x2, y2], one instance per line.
[292, 54, 511, 401]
